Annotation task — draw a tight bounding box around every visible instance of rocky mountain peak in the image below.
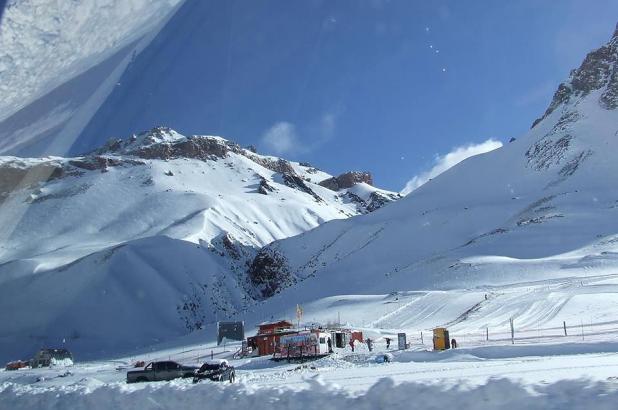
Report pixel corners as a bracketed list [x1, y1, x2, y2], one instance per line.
[532, 23, 618, 127]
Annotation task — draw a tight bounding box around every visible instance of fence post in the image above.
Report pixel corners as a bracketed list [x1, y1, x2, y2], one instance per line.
[581, 320, 584, 341]
[563, 321, 567, 336]
[420, 331, 424, 345]
[486, 327, 489, 341]
[510, 318, 514, 344]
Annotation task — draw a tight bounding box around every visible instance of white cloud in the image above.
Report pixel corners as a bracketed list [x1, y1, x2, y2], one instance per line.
[260, 111, 339, 156]
[260, 122, 301, 155]
[401, 139, 503, 195]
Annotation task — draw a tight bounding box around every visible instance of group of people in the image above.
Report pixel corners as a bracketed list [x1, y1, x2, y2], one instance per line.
[345, 337, 388, 352]
[333, 335, 458, 353]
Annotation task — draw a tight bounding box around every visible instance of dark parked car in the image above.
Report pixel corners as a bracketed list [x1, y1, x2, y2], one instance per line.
[126, 361, 198, 383]
[193, 360, 235, 383]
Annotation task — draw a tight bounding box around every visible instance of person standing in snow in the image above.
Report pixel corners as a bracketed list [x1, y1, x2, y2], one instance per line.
[385, 337, 391, 349]
[366, 338, 373, 352]
[349, 339, 355, 352]
[451, 338, 457, 349]
[327, 337, 333, 353]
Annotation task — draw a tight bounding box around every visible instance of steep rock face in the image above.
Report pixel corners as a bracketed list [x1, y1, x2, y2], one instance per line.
[319, 171, 374, 191]
[532, 23, 618, 127]
[366, 191, 402, 213]
[342, 190, 402, 214]
[281, 173, 323, 203]
[247, 248, 293, 298]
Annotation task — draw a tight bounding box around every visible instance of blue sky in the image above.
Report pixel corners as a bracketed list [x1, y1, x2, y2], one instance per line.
[73, 0, 618, 192]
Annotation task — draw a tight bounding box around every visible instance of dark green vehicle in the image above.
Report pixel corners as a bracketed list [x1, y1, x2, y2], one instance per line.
[126, 361, 198, 383]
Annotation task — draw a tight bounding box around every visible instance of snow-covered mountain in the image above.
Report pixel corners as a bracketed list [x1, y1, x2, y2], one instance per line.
[0, 127, 399, 362]
[246, 25, 618, 302]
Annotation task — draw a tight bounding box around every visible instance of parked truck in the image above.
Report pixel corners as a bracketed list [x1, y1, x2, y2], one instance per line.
[126, 361, 198, 383]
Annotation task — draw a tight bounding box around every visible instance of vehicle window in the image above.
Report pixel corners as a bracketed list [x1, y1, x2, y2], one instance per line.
[200, 364, 220, 371]
[145, 363, 153, 371]
[319, 337, 326, 344]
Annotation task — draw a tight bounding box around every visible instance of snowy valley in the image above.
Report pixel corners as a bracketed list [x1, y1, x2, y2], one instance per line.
[2, 5, 618, 409]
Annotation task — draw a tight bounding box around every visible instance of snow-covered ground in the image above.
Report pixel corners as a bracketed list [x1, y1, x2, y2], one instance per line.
[4, 271, 618, 408]
[4, 323, 618, 408]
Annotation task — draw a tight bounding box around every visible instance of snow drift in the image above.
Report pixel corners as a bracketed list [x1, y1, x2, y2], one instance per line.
[1, 377, 618, 410]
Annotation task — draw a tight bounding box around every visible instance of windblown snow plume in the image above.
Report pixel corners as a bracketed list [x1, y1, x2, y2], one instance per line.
[401, 139, 503, 195]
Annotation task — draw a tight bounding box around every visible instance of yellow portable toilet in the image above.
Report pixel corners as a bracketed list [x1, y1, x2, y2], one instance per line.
[433, 328, 451, 350]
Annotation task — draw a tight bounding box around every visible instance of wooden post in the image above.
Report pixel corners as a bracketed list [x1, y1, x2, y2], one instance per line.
[486, 327, 489, 341]
[563, 321, 567, 336]
[420, 331, 424, 345]
[581, 320, 584, 341]
[211, 350, 213, 360]
[510, 318, 514, 344]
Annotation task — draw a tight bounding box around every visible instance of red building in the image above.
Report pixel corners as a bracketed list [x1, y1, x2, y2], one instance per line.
[246, 320, 297, 356]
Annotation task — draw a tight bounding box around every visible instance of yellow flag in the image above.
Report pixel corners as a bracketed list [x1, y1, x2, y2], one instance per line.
[296, 304, 303, 321]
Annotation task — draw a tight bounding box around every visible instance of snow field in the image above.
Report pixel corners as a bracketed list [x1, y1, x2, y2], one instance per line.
[4, 359, 618, 409]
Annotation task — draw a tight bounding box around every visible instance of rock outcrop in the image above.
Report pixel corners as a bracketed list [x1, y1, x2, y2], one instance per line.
[319, 171, 374, 191]
[532, 23, 618, 127]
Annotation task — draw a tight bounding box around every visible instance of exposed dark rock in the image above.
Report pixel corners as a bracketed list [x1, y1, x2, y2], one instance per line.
[247, 248, 294, 299]
[600, 65, 618, 109]
[558, 150, 592, 177]
[176, 282, 209, 331]
[341, 190, 401, 214]
[525, 135, 573, 171]
[257, 177, 276, 195]
[282, 173, 323, 202]
[69, 156, 144, 171]
[532, 25, 618, 127]
[245, 155, 296, 174]
[366, 191, 402, 213]
[130, 137, 231, 161]
[319, 171, 373, 191]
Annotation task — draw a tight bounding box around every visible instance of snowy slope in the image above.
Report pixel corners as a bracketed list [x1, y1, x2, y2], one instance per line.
[246, 25, 618, 301]
[0, 127, 398, 362]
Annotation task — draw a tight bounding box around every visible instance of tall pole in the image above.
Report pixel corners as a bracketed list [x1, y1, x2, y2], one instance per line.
[510, 318, 514, 345]
[581, 320, 584, 341]
[563, 321, 567, 336]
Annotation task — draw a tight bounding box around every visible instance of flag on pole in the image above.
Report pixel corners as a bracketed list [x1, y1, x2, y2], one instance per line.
[296, 304, 303, 327]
